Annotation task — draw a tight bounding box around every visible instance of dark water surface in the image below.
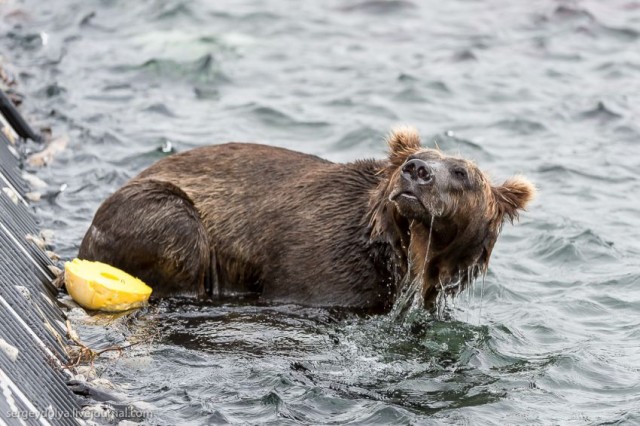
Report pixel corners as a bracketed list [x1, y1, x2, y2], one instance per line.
[2, 0, 640, 424]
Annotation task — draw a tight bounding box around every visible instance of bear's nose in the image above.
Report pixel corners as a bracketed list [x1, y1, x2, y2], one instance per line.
[402, 159, 433, 184]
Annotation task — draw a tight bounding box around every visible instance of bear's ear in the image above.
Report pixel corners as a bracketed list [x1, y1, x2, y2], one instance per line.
[387, 126, 422, 167]
[492, 175, 536, 223]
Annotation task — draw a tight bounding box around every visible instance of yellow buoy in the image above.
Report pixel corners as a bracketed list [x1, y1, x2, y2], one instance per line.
[64, 259, 152, 312]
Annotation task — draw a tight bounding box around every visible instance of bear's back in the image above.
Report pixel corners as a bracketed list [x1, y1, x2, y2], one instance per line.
[135, 143, 392, 307]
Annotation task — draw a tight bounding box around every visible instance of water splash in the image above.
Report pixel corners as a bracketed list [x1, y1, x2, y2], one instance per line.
[389, 216, 434, 323]
[478, 272, 486, 324]
[388, 216, 485, 324]
[466, 268, 472, 323]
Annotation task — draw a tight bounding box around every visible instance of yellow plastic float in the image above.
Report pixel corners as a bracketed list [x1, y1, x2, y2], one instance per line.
[64, 259, 152, 312]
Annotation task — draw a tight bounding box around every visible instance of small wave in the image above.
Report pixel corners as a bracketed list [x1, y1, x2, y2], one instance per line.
[578, 101, 623, 121]
[530, 227, 617, 267]
[490, 118, 547, 135]
[425, 80, 452, 94]
[552, 5, 596, 22]
[249, 105, 330, 129]
[115, 54, 229, 85]
[339, 0, 417, 15]
[393, 87, 428, 103]
[430, 131, 493, 162]
[208, 10, 281, 22]
[534, 5, 638, 45]
[537, 163, 628, 184]
[451, 49, 478, 62]
[594, 60, 640, 79]
[331, 126, 382, 151]
[600, 25, 640, 42]
[34, 82, 66, 99]
[142, 103, 177, 118]
[151, 2, 195, 22]
[395, 78, 452, 103]
[5, 30, 47, 51]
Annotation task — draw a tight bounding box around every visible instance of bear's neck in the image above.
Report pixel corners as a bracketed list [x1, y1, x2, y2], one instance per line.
[367, 201, 464, 306]
[406, 218, 488, 306]
[363, 180, 409, 305]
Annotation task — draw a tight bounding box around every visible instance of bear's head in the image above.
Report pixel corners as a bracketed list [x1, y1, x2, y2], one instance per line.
[369, 127, 535, 306]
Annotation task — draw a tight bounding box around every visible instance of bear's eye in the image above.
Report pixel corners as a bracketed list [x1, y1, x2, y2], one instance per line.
[452, 167, 467, 180]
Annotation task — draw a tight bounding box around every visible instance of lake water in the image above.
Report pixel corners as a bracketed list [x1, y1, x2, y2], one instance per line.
[2, 0, 639, 424]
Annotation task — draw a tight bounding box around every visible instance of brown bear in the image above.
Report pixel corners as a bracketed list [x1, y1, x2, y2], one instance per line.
[78, 127, 535, 311]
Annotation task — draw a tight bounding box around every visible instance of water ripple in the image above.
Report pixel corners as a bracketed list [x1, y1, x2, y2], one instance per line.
[3, 0, 640, 423]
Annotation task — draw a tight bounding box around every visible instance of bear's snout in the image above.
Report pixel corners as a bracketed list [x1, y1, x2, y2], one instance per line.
[401, 159, 434, 185]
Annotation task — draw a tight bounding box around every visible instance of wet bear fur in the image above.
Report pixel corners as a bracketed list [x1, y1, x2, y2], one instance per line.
[79, 127, 535, 311]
